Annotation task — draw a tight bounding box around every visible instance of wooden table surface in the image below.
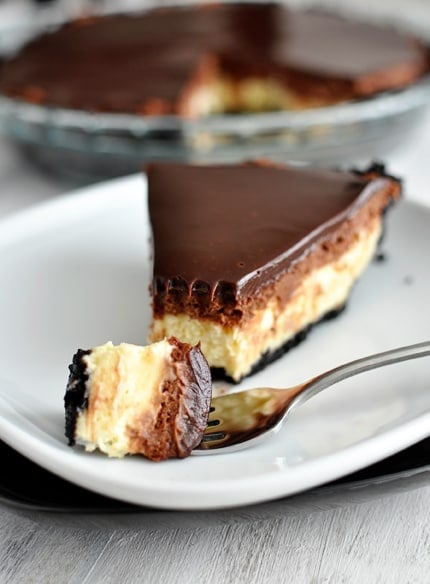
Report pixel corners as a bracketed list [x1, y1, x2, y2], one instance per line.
[1, 471, 430, 583]
[1, 0, 430, 576]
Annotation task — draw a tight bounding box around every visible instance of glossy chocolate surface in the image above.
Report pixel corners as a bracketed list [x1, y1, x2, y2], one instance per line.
[1, 3, 427, 113]
[147, 161, 400, 302]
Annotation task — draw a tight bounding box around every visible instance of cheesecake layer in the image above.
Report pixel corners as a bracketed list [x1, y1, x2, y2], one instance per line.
[64, 338, 212, 461]
[1, 3, 428, 116]
[150, 220, 381, 381]
[147, 161, 401, 381]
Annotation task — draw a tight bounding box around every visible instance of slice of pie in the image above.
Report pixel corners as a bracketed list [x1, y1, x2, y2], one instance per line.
[147, 161, 401, 382]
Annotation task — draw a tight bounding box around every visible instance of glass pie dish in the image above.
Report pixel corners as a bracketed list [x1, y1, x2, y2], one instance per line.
[1, 78, 430, 182]
[1, 0, 430, 183]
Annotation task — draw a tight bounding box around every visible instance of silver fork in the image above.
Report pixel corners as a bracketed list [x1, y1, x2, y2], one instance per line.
[193, 341, 430, 454]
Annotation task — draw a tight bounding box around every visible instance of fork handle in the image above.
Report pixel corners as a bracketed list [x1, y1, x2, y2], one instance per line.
[289, 341, 430, 411]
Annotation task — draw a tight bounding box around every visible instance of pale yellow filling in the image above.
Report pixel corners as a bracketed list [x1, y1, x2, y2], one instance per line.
[234, 77, 326, 111]
[184, 77, 324, 117]
[149, 224, 381, 381]
[184, 78, 237, 116]
[75, 340, 173, 457]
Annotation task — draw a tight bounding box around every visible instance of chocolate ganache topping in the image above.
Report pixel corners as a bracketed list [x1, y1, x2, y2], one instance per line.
[147, 161, 401, 314]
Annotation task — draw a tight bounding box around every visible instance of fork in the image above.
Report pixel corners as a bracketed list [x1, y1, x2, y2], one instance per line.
[193, 341, 430, 454]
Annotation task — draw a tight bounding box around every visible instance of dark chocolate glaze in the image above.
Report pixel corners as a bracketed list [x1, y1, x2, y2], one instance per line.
[171, 339, 213, 458]
[1, 3, 427, 113]
[148, 161, 401, 310]
[64, 348, 91, 446]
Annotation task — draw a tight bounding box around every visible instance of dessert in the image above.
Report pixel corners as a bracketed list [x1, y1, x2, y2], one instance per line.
[1, 3, 428, 116]
[64, 338, 212, 461]
[147, 161, 401, 382]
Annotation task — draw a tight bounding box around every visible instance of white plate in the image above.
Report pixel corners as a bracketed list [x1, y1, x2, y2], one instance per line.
[0, 174, 429, 511]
